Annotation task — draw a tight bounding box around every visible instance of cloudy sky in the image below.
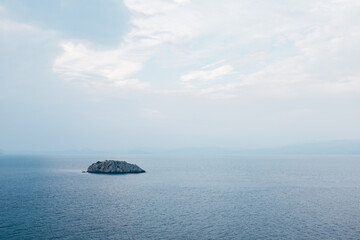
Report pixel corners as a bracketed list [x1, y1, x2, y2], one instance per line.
[1, 0, 360, 153]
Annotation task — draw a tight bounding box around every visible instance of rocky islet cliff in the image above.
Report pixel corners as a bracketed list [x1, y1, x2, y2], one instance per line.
[87, 160, 145, 174]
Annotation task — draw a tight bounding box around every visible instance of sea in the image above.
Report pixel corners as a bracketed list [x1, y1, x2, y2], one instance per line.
[0, 154, 360, 239]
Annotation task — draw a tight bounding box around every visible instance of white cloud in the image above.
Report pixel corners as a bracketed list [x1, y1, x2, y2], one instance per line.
[182, 0, 360, 98]
[53, 42, 147, 88]
[173, 0, 190, 5]
[202, 60, 226, 69]
[180, 64, 234, 88]
[53, 0, 203, 88]
[52, 0, 360, 97]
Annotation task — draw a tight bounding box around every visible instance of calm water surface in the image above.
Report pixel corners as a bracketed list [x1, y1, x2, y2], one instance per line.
[0, 155, 360, 239]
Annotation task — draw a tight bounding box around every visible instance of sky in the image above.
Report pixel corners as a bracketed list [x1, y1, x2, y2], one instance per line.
[0, 0, 360, 153]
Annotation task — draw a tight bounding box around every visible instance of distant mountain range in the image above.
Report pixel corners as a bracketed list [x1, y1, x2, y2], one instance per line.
[257, 140, 360, 155]
[124, 140, 360, 155]
[2, 140, 359, 155]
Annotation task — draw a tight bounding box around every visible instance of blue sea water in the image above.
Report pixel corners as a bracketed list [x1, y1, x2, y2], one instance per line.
[1, 154, 360, 239]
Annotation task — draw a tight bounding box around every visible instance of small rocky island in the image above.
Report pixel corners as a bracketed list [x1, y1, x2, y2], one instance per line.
[87, 160, 145, 174]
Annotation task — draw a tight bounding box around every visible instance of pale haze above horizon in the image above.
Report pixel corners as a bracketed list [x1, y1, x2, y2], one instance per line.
[0, 0, 360, 153]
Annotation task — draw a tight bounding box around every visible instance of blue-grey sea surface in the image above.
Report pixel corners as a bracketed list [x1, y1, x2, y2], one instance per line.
[1, 154, 360, 239]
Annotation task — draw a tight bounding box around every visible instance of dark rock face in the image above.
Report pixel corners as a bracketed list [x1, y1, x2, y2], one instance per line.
[87, 160, 145, 174]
